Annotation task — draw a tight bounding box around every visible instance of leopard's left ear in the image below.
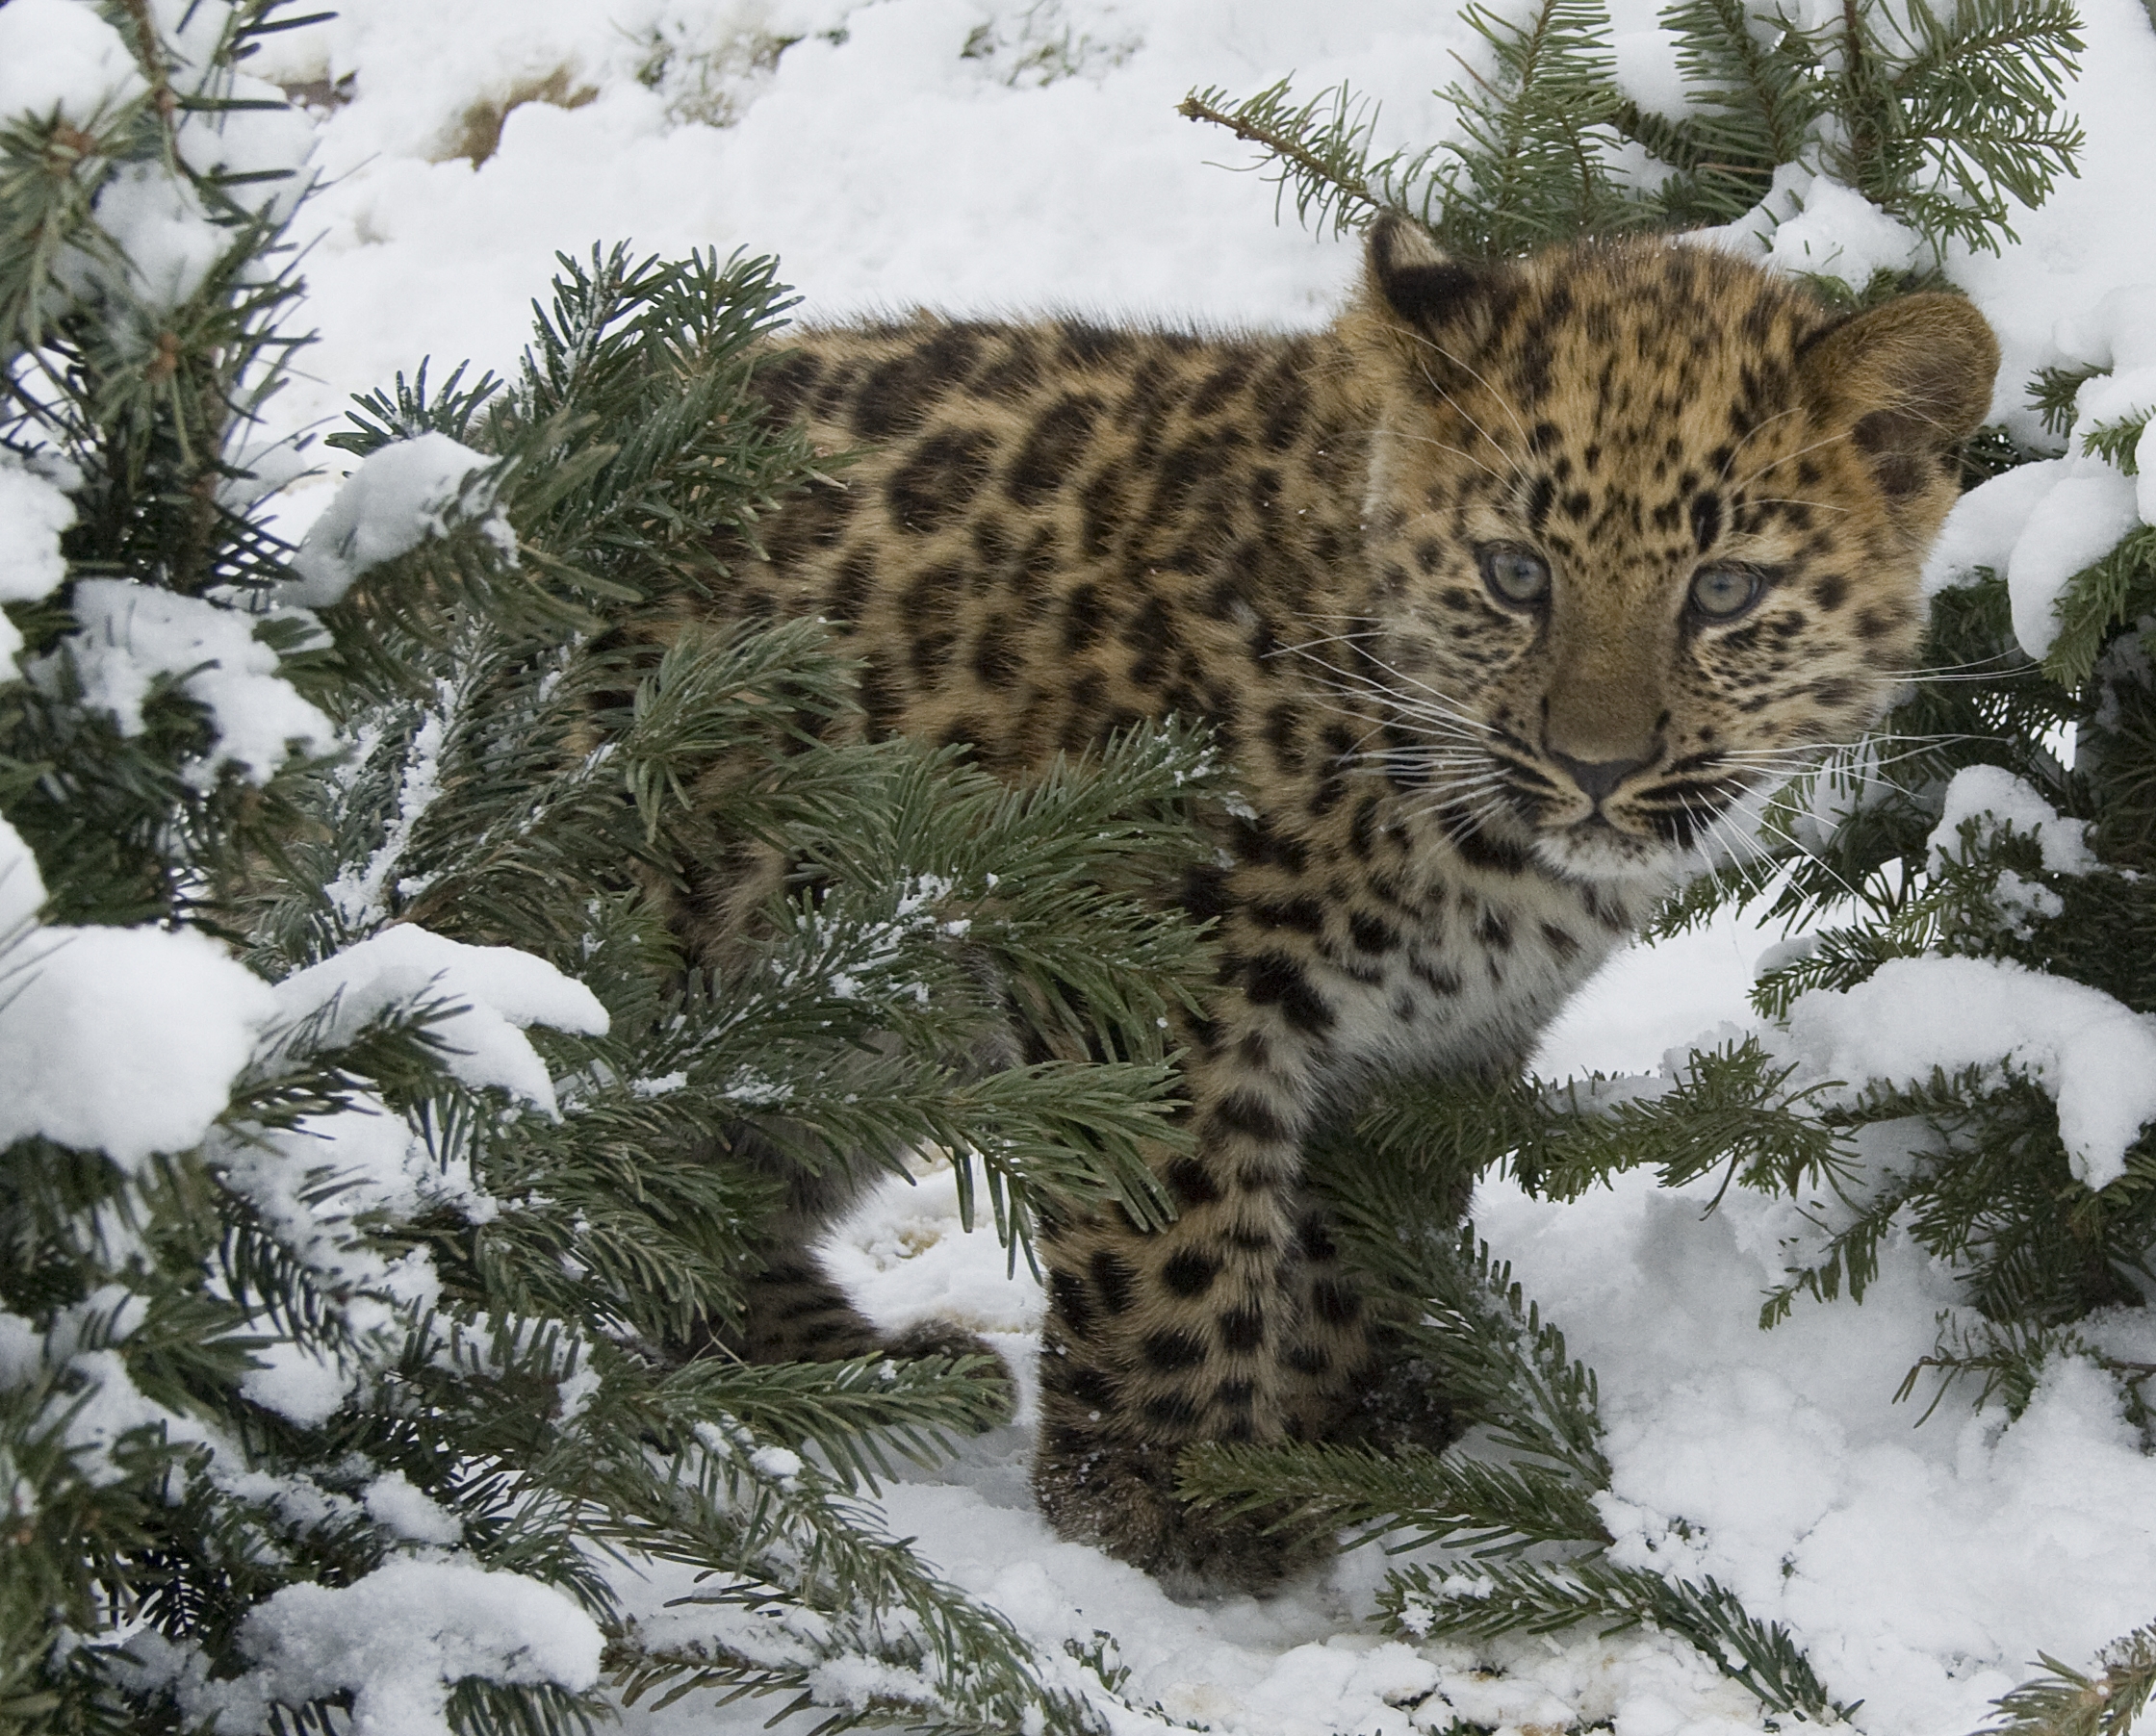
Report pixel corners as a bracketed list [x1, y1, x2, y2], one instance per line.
[1799, 294, 1999, 500]
[1363, 213, 1511, 347]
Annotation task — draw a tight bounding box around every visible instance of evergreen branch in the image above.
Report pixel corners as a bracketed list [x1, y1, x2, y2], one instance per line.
[1178, 1438, 1610, 1555]
[2041, 526, 2156, 690]
[1758, 1169, 1912, 1325]
[1176, 82, 1407, 238]
[593, 1425, 1100, 1736]
[1892, 1314, 2098, 1422]
[1433, 0, 1643, 254]
[1980, 1623, 2156, 1736]
[646, 1355, 1015, 1493]
[2029, 363, 2103, 438]
[1383, 1560, 1856, 1722]
[1301, 1124, 1610, 1482]
[1514, 1038, 1857, 1204]
[2080, 413, 2148, 474]
[1649, 0, 1822, 221]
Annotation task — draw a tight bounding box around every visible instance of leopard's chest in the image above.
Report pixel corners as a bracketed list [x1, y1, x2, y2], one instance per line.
[1366, 884, 1620, 1078]
[1230, 847, 1647, 1102]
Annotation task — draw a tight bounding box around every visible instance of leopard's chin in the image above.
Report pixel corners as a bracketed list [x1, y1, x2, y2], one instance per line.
[1532, 817, 1691, 885]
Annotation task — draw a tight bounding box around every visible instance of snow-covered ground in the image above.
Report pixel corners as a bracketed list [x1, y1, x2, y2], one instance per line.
[141, 0, 2156, 1729]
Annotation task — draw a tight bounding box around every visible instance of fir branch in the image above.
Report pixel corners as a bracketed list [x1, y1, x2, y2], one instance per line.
[1383, 1560, 1857, 1723]
[595, 1425, 1101, 1736]
[2029, 363, 2104, 439]
[1980, 1623, 2156, 1736]
[1758, 1170, 1912, 1326]
[1178, 1438, 1610, 1555]
[2081, 413, 2148, 475]
[2041, 526, 2156, 689]
[1432, 0, 1643, 255]
[1175, 81, 1413, 239]
[1647, 0, 1822, 222]
[1515, 1038, 1857, 1205]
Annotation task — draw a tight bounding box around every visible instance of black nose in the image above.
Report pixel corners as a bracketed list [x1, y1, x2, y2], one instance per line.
[1551, 751, 1651, 804]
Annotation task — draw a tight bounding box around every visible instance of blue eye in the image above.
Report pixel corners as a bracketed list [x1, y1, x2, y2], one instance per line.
[1689, 565, 1761, 620]
[1478, 544, 1551, 606]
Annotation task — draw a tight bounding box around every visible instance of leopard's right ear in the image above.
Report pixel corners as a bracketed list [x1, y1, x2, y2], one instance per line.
[1363, 213, 1508, 342]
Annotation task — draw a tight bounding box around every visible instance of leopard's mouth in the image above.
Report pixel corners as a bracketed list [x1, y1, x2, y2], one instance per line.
[1508, 759, 1764, 881]
[1533, 814, 1686, 882]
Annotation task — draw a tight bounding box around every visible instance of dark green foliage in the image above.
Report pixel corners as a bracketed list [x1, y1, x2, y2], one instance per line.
[3, 12, 1227, 1731]
[1622, 0, 1819, 224]
[1384, 1561, 1853, 1722]
[1179, 0, 2079, 264]
[1981, 1623, 2156, 1736]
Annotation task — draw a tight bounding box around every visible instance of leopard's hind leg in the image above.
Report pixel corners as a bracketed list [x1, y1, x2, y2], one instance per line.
[696, 1128, 1018, 1423]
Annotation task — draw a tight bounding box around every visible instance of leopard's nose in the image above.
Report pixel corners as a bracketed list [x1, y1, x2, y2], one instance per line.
[1551, 751, 1651, 804]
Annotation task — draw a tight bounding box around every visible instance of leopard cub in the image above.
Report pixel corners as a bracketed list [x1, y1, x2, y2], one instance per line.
[681, 216, 1996, 1592]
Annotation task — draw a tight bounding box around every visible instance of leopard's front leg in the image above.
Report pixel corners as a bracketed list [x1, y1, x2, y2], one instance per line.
[1030, 988, 1364, 1594]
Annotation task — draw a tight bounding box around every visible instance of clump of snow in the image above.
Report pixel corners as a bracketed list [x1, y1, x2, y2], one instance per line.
[63, 162, 230, 313]
[364, 1469, 466, 1545]
[239, 1339, 355, 1427]
[2054, 285, 2156, 418]
[1699, 161, 1923, 291]
[750, 1443, 805, 1487]
[271, 924, 608, 1115]
[1927, 764, 2096, 874]
[0, 0, 147, 130]
[225, 1558, 603, 1736]
[1779, 955, 2156, 1189]
[286, 433, 516, 607]
[1923, 455, 2143, 658]
[48, 579, 335, 785]
[0, 819, 279, 1166]
[0, 451, 79, 668]
[1608, 28, 1686, 119]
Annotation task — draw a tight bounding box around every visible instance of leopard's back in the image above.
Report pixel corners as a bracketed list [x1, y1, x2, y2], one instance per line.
[736, 316, 1368, 779]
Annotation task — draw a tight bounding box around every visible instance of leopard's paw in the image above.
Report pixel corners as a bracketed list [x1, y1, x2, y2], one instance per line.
[883, 1318, 1018, 1430]
[1031, 1424, 1332, 1597]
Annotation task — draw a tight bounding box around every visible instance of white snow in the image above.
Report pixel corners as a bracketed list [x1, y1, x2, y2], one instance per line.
[287, 432, 516, 607]
[272, 923, 608, 1114]
[61, 162, 231, 313]
[225, 1557, 603, 1736]
[0, 451, 78, 667]
[50, 580, 336, 784]
[363, 1469, 467, 1545]
[1707, 161, 1923, 287]
[1780, 955, 2156, 1190]
[238, 1338, 356, 1427]
[0, 819, 279, 1166]
[1926, 764, 2096, 876]
[1923, 455, 2145, 659]
[0, 0, 147, 131]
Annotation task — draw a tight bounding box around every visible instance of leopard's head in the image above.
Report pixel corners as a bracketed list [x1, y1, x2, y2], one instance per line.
[1338, 214, 1998, 883]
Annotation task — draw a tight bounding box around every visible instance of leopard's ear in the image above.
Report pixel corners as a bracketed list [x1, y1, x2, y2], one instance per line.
[1363, 213, 1510, 344]
[1799, 293, 1999, 500]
